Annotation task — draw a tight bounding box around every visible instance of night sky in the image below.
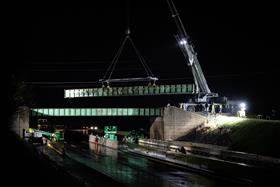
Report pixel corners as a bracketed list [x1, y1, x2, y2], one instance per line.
[7, 1, 280, 116]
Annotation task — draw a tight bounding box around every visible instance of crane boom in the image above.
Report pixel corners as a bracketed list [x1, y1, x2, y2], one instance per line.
[167, 0, 217, 101]
[166, 0, 245, 115]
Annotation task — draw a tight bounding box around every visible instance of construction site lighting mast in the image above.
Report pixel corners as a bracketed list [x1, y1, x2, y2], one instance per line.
[166, 0, 219, 105]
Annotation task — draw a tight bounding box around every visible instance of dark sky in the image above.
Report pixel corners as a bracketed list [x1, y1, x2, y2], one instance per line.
[7, 1, 280, 115]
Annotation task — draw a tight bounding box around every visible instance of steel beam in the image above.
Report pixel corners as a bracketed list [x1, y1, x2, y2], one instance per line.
[31, 108, 162, 117]
[64, 84, 194, 98]
[99, 76, 158, 83]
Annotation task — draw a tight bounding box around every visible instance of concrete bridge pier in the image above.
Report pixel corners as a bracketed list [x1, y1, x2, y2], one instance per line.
[10, 106, 30, 138]
[150, 106, 208, 141]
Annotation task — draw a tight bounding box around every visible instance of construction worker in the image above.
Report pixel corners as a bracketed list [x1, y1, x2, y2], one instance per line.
[95, 134, 99, 144]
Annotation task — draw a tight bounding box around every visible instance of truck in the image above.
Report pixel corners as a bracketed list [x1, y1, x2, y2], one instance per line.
[25, 128, 64, 144]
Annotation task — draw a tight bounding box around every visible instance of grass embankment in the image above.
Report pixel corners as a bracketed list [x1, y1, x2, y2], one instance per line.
[179, 116, 280, 158]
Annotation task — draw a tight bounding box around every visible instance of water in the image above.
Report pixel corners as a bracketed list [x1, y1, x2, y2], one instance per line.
[65, 142, 250, 187]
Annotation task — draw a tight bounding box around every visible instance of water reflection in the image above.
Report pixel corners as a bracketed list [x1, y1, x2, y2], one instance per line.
[66, 143, 241, 187]
[89, 142, 117, 158]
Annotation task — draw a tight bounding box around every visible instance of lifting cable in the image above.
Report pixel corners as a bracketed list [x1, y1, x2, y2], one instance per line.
[100, 0, 157, 86]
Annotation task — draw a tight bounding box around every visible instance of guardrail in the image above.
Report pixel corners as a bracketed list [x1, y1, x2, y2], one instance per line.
[138, 138, 280, 167]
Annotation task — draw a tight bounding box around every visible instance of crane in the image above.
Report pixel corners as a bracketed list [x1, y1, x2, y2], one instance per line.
[166, 0, 226, 112]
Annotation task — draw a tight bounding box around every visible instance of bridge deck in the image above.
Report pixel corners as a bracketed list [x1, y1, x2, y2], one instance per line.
[31, 108, 162, 117]
[64, 84, 194, 98]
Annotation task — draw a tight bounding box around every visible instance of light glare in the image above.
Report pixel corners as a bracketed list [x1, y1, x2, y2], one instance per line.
[180, 39, 187, 45]
[239, 102, 246, 111]
[240, 103, 246, 108]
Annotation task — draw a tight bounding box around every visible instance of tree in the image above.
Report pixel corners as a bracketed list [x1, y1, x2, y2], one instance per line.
[10, 76, 35, 110]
